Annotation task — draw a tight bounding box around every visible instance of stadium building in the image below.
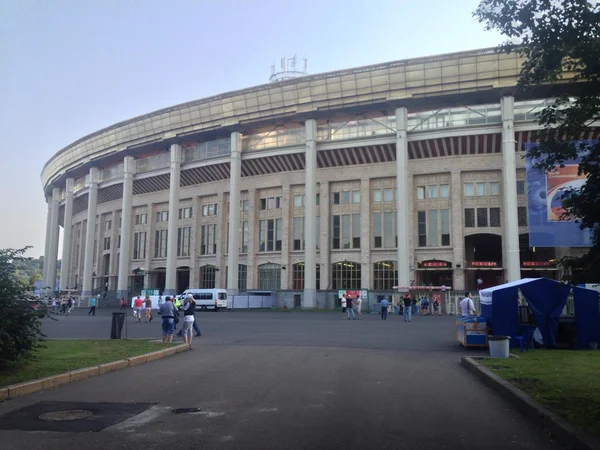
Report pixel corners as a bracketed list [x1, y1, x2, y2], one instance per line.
[40, 47, 595, 307]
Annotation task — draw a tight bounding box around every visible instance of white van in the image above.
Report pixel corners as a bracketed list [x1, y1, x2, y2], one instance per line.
[180, 289, 228, 311]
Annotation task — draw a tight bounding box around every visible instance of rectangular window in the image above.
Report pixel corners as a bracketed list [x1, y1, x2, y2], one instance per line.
[518, 206, 528, 226]
[276, 218, 282, 251]
[428, 210, 439, 246]
[464, 183, 474, 196]
[417, 186, 425, 200]
[331, 214, 360, 249]
[276, 197, 283, 209]
[154, 229, 168, 258]
[490, 207, 501, 227]
[342, 191, 351, 205]
[516, 180, 526, 195]
[352, 191, 360, 204]
[476, 183, 486, 196]
[133, 231, 147, 260]
[103, 236, 111, 250]
[352, 213, 360, 249]
[477, 208, 488, 227]
[117, 235, 121, 249]
[200, 224, 217, 255]
[383, 212, 394, 248]
[373, 213, 382, 248]
[259, 198, 267, 210]
[332, 215, 340, 249]
[316, 193, 320, 206]
[267, 197, 275, 210]
[383, 188, 393, 202]
[440, 209, 450, 246]
[316, 216, 320, 250]
[177, 227, 191, 257]
[465, 208, 475, 228]
[489, 182, 500, 196]
[293, 217, 304, 250]
[258, 219, 282, 252]
[134, 214, 147, 225]
[428, 185, 438, 199]
[417, 211, 427, 247]
[178, 207, 193, 220]
[332, 192, 340, 205]
[294, 195, 303, 207]
[240, 221, 249, 253]
[156, 211, 168, 223]
[342, 215, 351, 248]
[105, 220, 111, 231]
[440, 184, 449, 198]
[241, 200, 249, 212]
[374, 189, 382, 202]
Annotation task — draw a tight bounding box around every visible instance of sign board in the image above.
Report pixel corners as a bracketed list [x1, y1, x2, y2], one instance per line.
[420, 261, 450, 268]
[338, 290, 368, 300]
[472, 261, 498, 267]
[141, 289, 159, 296]
[525, 141, 595, 247]
[394, 286, 452, 291]
[522, 261, 552, 267]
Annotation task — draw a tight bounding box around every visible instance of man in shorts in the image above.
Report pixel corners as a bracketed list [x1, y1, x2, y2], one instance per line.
[144, 295, 153, 323]
[133, 296, 144, 323]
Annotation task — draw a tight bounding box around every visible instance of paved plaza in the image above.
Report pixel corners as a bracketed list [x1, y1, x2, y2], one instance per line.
[0, 309, 559, 449]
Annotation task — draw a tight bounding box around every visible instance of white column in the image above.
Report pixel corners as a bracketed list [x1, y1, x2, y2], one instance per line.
[501, 96, 521, 281]
[304, 119, 317, 308]
[43, 197, 52, 290]
[59, 179, 74, 291]
[46, 187, 61, 292]
[82, 167, 99, 298]
[360, 178, 371, 289]
[227, 132, 242, 295]
[117, 156, 135, 299]
[395, 107, 410, 290]
[165, 143, 181, 294]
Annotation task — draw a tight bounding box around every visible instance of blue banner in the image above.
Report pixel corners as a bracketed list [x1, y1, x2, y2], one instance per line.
[525, 141, 594, 247]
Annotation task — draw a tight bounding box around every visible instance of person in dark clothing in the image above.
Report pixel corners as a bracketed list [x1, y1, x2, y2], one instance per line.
[403, 294, 413, 322]
[346, 296, 356, 320]
[380, 298, 389, 320]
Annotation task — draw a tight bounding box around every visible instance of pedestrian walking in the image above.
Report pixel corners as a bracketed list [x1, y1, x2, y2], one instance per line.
[60, 298, 67, 315]
[180, 294, 197, 347]
[341, 295, 347, 319]
[120, 297, 127, 310]
[88, 296, 97, 316]
[67, 297, 73, 316]
[133, 296, 144, 323]
[380, 298, 389, 320]
[402, 294, 412, 322]
[51, 298, 57, 313]
[355, 296, 362, 319]
[346, 296, 356, 320]
[157, 296, 177, 343]
[144, 295, 153, 323]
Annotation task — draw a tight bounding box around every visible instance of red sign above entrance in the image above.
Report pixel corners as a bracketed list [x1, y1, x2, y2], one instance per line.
[421, 261, 450, 268]
[472, 261, 498, 267]
[522, 261, 552, 267]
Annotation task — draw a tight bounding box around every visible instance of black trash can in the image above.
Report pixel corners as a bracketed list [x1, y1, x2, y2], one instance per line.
[110, 312, 126, 339]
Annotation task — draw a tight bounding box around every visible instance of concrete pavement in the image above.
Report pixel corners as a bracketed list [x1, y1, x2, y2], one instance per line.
[0, 310, 560, 449]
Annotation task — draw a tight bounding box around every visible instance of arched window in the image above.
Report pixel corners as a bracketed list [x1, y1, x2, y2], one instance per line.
[292, 263, 321, 290]
[199, 265, 216, 289]
[331, 261, 361, 290]
[373, 261, 397, 291]
[258, 263, 281, 290]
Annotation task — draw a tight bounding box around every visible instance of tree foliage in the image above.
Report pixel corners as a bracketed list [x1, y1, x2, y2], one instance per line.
[0, 248, 45, 365]
[475, 0, 600, 282]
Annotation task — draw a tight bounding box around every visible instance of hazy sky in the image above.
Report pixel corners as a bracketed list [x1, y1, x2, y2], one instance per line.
[0, 0, 502, 258]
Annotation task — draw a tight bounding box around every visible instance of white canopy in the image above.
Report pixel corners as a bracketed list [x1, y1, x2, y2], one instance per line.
[479, 278, 541, 305]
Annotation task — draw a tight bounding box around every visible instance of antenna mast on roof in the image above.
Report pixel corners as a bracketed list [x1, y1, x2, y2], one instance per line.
[270, 53, 309, 82]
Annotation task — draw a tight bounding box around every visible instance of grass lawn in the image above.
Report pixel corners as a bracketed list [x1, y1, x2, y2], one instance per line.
[479, 350, 600, 436]
[0, 340, 174, 388]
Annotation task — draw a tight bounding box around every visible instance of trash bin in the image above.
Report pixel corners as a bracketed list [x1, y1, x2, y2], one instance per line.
[488, 336, 511, 358]
[110, 312, 126, 339]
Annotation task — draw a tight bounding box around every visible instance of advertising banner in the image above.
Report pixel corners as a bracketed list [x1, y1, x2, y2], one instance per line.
[525, 142, 595, 247]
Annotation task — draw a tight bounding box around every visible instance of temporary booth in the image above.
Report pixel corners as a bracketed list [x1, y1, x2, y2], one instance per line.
[479, 278, 600, 349]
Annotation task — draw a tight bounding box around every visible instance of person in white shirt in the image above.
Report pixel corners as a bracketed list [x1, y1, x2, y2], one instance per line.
[355, 297, 363, 319]
[460, 292, 477, 317]
[341, 295, 347, 320]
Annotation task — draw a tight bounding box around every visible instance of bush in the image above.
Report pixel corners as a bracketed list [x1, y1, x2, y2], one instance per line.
[0, 248, 45, 365]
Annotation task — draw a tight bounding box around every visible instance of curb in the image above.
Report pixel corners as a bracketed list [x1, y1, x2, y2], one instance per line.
[461, 356, 600, 450]
[2, 343, 190, 402]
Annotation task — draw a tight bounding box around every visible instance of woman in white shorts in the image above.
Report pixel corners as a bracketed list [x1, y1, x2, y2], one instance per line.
[181, 294, 197, 347]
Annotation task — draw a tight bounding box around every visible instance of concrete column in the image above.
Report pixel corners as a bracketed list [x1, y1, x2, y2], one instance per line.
[247, 189, 257, 289]
[360, 178, 371, 289]
[451, 170, 465, 291]
[395, 108, 410, 290]
[144, 202, 154, 289]
[304, 119, 317, 308]
[215, 191, 225, 289]
[82, 167, 99, 298]
[227, 132, 242, 295]
[501, 96, 521, 282]
[43, 197, 52, 289]
[281, 184, 291, 289]
[117, 157, 135, 300]
[59, 179, 75, 291]
[165, 144, 181, 294]
[319, 182, 330, 292]
[76, 221, 85, 289]
[189, 195, 200, 288]
[46, 187, 61, 292]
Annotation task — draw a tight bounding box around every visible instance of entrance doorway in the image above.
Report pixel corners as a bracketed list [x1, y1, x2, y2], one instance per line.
[177, 267, 190, 293]
[464, 234, 503, 290]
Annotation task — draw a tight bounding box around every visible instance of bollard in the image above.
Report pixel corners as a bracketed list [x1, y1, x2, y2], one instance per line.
[110, 312, 126, 339]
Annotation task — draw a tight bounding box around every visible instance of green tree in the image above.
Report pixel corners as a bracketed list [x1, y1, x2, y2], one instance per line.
[475, 0, 600, 282]
[0, 248, 45, 365]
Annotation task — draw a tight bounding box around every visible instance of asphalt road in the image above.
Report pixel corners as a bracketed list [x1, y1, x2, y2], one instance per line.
[0, 309, 560, 449]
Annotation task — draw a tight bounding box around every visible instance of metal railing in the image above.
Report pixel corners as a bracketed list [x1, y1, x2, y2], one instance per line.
[317, 117, 396, 142]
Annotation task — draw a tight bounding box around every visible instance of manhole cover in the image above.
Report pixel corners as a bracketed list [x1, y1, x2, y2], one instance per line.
[39, 409, 93, 421]
[172, 408, 203, 414]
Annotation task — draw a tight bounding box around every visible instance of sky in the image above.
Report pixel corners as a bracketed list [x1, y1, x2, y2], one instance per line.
[0, 0, 503, 258]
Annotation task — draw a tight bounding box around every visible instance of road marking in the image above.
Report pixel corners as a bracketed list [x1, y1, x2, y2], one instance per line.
[104, 405, 169, 432]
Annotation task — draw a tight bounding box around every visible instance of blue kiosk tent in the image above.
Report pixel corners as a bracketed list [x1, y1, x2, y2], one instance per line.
[479, 278, 600, 349]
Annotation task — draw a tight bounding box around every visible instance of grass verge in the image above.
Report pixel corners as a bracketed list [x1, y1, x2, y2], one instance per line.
[479, 350, 600, 436]
[0, 340, 173, 388]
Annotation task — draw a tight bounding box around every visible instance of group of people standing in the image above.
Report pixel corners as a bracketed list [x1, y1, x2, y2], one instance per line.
[341, 295, 363, 320]
[157, 294, 199, 346]
[50, 297, 76, 315]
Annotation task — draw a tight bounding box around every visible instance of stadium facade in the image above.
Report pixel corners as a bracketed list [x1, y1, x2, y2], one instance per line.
[40, 47, 594, 306]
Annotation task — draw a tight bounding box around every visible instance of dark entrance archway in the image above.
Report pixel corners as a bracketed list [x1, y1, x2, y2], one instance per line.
[464, 233, 503, 290]
[154, 268, 166, 293]
[519, 233, 558, 280]
[415, 260, 452, 287]
[177, 266, 190, 293]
